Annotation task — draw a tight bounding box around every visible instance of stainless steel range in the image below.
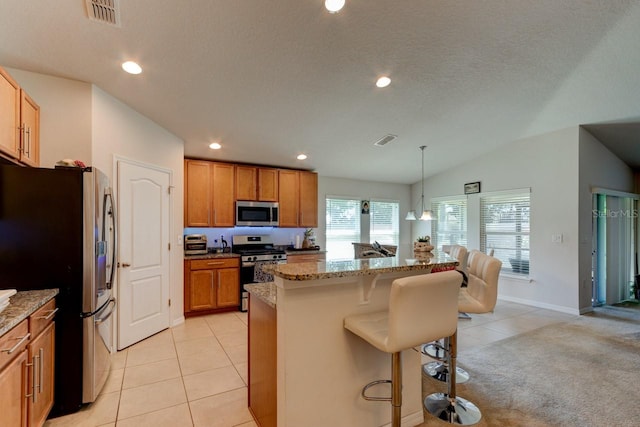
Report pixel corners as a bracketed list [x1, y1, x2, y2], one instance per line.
[232, 235, 287, 311]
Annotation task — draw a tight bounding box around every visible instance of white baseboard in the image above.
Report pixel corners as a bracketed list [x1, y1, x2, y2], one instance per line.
[497, 295, 581, 316]
[171, 315, 185, 327]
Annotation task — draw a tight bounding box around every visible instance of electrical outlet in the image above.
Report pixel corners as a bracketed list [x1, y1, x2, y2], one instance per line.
[551, 234, 563, 244]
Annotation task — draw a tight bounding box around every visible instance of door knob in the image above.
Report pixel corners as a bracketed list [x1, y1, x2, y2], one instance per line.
[120, 262, 131, 268]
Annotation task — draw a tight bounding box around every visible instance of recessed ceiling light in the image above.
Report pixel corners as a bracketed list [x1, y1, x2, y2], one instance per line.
[122, 61, 142, 75]
[297, 154, 308, 160]
[209, 142, 222, 150]
[376, 76, 391, 88]
[325, 0, 345, 13]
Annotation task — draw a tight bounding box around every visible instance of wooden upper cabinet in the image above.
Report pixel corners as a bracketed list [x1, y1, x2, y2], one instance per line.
[258, 168, 279, 202]
[278, 170, 300, 227]
[236, 166, 279, 202]
[19, 91, 39, 167]
[185, 159, 316, 228]
[236, 166, 257, 201]
[299, 171, 318, 227]
[0, 67, 40, 167]
[185, 160, 212, 227]
[184, 160, 234, 227]
[211, 162, 235, 226]
[0, 67, 21, 161]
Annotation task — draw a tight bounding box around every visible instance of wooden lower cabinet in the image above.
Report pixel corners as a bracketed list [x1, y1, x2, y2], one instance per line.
[27, 322, 55, 427]
[0, 348, 28, 427]
[286, 252, 326, 264]
[0, 297, 56, 427]
[248, 294, 276, 427]
[184, 258, 240, 316]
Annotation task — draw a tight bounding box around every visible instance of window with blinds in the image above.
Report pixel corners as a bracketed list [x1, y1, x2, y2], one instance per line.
[431, 196, 467, 251]
[325, 198, 361, 260]
[480, 190, 531, 275]
[370, 201, 399, 245]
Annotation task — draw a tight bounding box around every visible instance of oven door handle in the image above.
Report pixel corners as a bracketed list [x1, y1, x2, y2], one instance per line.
[242, 262, 256, 267]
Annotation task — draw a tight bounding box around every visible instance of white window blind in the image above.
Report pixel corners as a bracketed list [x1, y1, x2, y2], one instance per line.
[480, 190, 530, 275]
[370, 201, 399, 245]
[326, 198, 361, 260]
[431, 196, 467, 251]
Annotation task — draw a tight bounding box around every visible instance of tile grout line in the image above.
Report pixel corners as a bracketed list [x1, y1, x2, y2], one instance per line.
[170, 327, 197, 427]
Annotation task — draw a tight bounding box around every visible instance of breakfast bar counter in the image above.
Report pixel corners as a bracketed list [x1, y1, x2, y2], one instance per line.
[248, 253, 457, 427]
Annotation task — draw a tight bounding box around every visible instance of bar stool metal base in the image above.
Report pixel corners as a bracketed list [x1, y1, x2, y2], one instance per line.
[423, 361, 470, 384]
[424, 393, 482, 425]
[421, 342, 447, 360]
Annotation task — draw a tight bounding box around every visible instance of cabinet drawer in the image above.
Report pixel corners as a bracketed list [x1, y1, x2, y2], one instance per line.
[0, 319, 29, 370]
[191, 258, 239, 270]
[287, 253, 326, 264]
[29, 299, 57, 339]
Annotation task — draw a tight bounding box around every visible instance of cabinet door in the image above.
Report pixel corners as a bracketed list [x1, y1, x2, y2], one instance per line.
[216, 267, 240, 307]
[185, 160, 212, 227]
[211, 163, 236, 226]
[0, 349, 28, 427]
[258, 168, 278, 202]
[0, 67, 21, 161]
[28, 322, 55, 427]
[236, 166, 257, 201]
[189, 269, 216, 311]
[19, 90, 39, 167]
[299, 171, 318, 227]
[278, 170, 299, 227]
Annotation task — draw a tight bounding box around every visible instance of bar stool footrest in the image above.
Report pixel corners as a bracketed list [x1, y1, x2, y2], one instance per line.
[362, 379, 392, 402]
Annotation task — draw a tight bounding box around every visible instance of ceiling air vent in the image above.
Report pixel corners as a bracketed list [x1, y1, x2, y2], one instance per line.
[373, 134, 397, 147]
[85, 0, 121, 27]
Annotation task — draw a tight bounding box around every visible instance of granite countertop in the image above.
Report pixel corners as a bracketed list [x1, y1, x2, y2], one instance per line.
[245, 282, 276, 308]
[0, 289, 59, 336]
[266, 251, 457, 281]
[184, 253, 241, 261]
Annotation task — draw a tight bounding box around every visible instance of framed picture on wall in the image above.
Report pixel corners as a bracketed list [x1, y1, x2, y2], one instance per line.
[464, 181, 481, 194]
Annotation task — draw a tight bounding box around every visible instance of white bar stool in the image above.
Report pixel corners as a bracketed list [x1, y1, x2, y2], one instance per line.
[344, 271, 461, 427]
[424, 250, 501, 425]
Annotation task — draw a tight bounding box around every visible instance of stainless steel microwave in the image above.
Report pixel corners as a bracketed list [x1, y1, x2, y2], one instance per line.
[236, 201, 279, 226]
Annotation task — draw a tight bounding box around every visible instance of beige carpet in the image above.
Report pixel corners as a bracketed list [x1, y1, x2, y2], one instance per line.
[419, 305, 640, 427]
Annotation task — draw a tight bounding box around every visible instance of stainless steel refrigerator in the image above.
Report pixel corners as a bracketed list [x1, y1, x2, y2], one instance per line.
[0, 164, 116, 416]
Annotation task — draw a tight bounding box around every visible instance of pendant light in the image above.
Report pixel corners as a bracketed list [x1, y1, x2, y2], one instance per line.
[405, 145, 434, 221]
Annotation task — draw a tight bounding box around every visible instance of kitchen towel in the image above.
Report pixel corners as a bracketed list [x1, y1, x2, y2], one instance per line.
[254, 260, 278, 282]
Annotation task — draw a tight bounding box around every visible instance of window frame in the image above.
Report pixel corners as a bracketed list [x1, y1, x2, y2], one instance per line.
[430, 195, 468, 252]
[480, 188, 531, 277]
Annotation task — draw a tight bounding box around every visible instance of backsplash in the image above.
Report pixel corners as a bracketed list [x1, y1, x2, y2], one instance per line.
[183, 227, 313, 249]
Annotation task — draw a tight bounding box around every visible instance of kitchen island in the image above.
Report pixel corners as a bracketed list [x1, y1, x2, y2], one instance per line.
[247, 253, 457, 427]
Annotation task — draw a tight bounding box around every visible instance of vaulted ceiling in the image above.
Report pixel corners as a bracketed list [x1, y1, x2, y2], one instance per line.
[1, 0, 639, 183]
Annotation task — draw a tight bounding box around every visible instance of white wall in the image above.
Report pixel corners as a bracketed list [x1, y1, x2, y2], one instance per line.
[91, 86, 185, 326]
[578, 127, 636, 311]
[317, 176, 413, 258]
[414, 127, 582, 313]
[5, 67, 92, 167]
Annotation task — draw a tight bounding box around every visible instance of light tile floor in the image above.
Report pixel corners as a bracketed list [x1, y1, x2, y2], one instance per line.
[45, 301, 577, 427]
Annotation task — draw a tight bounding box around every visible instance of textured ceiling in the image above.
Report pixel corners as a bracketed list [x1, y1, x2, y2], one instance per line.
[1, 0, 639, 184]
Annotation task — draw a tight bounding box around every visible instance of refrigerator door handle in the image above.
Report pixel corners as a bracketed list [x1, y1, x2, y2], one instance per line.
[94, 298, 116, 324]
[103, 189, 117, 290]
[81, 296, 112, 318]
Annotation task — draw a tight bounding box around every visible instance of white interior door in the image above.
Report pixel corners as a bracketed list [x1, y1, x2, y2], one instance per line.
[117, 160, 171, 349]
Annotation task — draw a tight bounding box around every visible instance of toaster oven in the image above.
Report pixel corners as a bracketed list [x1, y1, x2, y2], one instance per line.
[184, 234, 208, 255]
